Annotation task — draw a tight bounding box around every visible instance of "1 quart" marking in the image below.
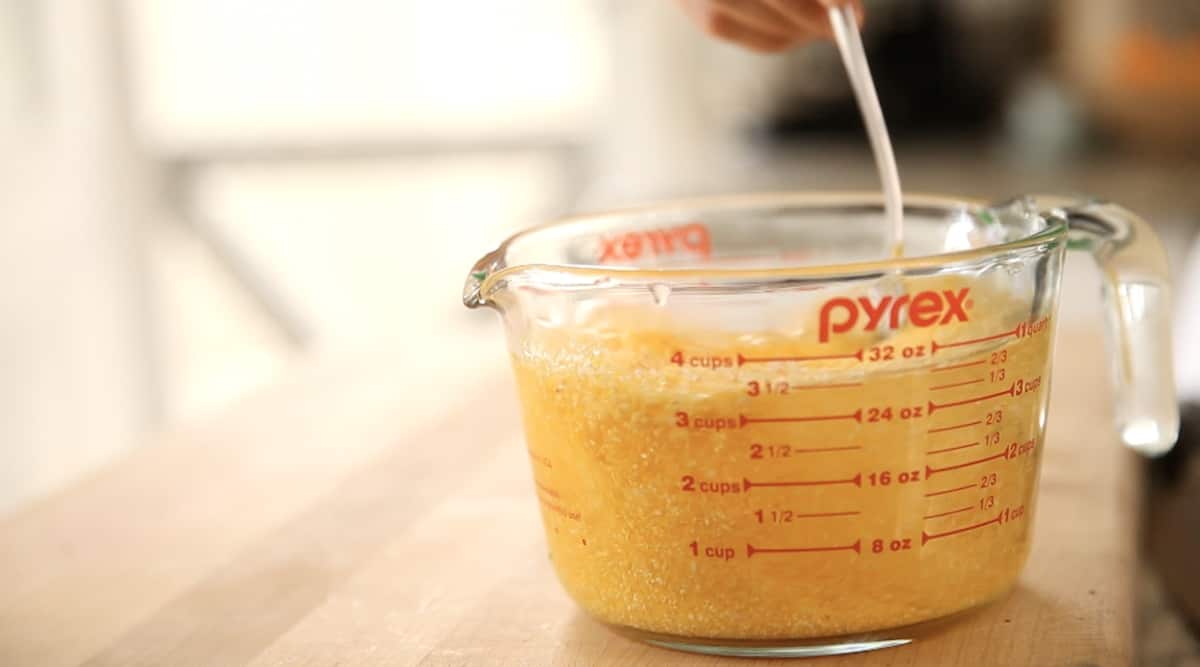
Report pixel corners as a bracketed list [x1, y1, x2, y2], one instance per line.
[931, 316, 1051, 353]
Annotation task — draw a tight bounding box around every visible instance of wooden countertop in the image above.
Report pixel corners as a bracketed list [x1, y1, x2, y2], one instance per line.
[0, 327, 1137, 666]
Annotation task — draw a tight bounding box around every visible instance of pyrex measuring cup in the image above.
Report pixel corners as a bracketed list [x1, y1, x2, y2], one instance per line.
[462, 193, 1178, 657]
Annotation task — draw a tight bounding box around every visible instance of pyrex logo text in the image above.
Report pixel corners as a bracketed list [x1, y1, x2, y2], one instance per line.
[818, 288, 971, 343]
[597, 223, 711, 264]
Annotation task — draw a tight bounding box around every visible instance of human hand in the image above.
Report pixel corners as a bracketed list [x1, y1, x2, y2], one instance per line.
[675, 0, 865, 53]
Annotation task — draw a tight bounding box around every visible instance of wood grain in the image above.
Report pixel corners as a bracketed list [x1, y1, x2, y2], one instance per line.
[0, 329, 1135, 666]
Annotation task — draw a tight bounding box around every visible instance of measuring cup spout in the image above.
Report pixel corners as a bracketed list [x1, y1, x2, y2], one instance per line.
[1040, 196, 1180, 456]
[463, 247, 506, 310]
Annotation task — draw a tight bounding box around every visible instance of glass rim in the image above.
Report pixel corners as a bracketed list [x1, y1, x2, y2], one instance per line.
[477, 191, 1069, 293]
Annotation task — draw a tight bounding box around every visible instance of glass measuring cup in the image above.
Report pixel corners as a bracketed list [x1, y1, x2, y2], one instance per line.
[462, 193, 1177, 657]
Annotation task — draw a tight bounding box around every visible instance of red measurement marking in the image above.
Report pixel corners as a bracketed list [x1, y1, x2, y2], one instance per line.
[927, 384, 1014, 413]
[924, 505, 974, 520]
[740, 409, 862, 427]
[932, 327, 1019, 353]
[930, 358, 987, 372]
[747, 539, 862, 558]
[738, 350, 863, 366]
[926, 451, 1006, 477]
[537, 496, 581, 521]
[928, 420, 982, 434]
[792, 510, 860, 519]
[921, 513, 1002, 544]
[787, 382, 864, 391]
[927, 441, 981, 455]
[924, 483, 975, 498]
[930, 378, 985, 391]
[528, 450, 553, 469]
[789, 445, 862, 454]
[744, 473, 862, 491]
[700, 251, 825, 263]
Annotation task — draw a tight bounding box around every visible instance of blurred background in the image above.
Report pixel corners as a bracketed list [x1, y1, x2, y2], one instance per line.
[2, 0, 1200, 660]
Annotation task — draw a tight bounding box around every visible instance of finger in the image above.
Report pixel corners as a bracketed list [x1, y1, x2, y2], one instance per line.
[706, 12, 798, 52]
[677, 1, 799, 53]
[705, 0, 807, 39]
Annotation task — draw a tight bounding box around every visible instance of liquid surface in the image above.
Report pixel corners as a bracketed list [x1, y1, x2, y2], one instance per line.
[511, 282, 1054, 640]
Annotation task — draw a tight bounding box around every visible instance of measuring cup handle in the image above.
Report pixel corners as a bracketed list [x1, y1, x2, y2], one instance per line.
[1043, 197, 1180, 456]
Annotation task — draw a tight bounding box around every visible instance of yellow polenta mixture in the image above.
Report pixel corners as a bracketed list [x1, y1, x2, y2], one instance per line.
[511, 279, 1054, 640]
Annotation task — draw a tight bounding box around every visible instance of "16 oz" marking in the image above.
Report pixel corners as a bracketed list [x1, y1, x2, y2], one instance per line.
[867, 469, 921, 486]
